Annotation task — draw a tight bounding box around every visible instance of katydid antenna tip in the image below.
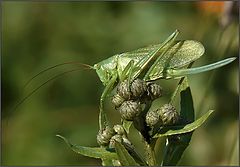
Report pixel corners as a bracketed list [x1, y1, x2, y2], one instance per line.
[56, 134, 63, 138]
[175, 29, 180, 33]
[56, 134, 66, 141]
[55, 135, 69, 144]
[171, 29, 180, 38]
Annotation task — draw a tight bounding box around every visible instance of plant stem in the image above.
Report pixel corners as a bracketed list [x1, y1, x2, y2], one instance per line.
[144, 140, 157, 166]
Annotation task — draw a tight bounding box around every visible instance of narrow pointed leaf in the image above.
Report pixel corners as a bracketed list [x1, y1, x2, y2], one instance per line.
[115, 141, 139, 166]
[122, 120, 132, 134]
[162, 133, 193, 166]
[167, 57, 236, 78]
[153, 110, 214, 138]
[56, 135, 118, 160]
[162, 78, 194, 165]
[179, 79, 195, 121]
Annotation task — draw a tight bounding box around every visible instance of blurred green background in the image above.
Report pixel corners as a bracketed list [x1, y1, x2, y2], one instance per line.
[2, 1, 239, 166]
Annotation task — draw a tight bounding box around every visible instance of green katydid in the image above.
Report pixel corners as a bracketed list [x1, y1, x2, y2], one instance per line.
[13, 30, 236, 132]
[92, 30, 236, 130]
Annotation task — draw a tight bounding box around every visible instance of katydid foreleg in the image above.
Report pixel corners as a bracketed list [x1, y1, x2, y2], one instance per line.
[99, 59, 139, 130]
[99, 74, 118, 130]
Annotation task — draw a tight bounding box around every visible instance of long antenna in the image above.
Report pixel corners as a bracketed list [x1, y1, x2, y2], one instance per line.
[8, 67, 85, 120]
[23, 61, 93, 90]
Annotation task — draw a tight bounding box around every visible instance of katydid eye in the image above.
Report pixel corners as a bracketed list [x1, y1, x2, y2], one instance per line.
[94, 64, 100, 69]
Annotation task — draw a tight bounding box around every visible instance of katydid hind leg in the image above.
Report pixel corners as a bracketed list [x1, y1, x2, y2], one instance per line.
[142, 31, 180, 81]
[119, 59, 139, 94]
[166, 57, 237, 78]
[132, 30, 179, 80]
[119, 60, 134, 82]
[122, 60, 136, 91]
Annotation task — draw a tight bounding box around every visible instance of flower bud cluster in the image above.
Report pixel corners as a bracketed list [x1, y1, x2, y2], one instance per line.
[158, 103, 179, 125]
[97, 124, 130, 148]
[119, 100, 142, 121]
[97, 126, 115, 146]
[145, 110, 159, 127]
[145, 103, 180, 127]
[112, 79, 163, 121]
[146, 82, 163, 100]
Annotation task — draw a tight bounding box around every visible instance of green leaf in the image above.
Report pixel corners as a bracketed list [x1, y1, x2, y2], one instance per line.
[179, 78, 195, 121]
[162, 134, 193, 166]
[123, 142, 148, 166]
[56, 135, 118, 160]
[102, 159, 114, 166]
[115, 141, 139, 166]
[122, 120, 132, 134]
[153, 110, 214, 138]
[162, 78, 194, 165]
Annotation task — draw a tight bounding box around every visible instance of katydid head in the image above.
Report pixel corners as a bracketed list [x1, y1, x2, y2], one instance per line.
[93, 64, 107, 85]
[94, 63, 111, 86]
[94, 56, 118, 86]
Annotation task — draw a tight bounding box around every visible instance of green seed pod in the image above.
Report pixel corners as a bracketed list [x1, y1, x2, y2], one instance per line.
[130, 79, 147, 98]
[109, 134, 123, 148]
[157, 104, 179, 125]
[147, 82, 163, 100]
[145, 110, 160, 127]
[97, 132, 109, 146]
[111, 94, 125, 108]
[102, 126, 115, 139]
[119, 100, 142, 121]
[113, 124, 125, 135]
[97, 126, 115, 146]
[117, 80, 132, 100]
